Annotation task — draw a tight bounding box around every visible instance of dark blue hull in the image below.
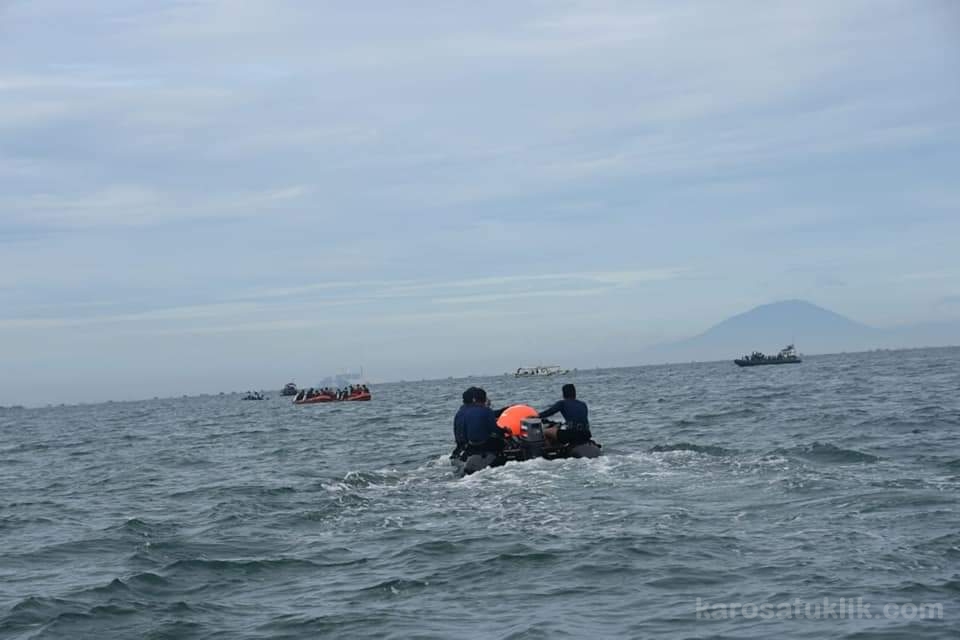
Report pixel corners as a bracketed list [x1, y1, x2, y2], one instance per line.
[734, 358, 802, 367]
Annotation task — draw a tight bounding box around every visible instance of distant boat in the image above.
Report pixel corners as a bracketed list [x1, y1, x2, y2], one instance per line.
[280, 382, 298, 396]
[734, 344, 802, 367]
[293, 387, 371, 404]
[242, 391, 266, 400]
[513, 365, 570, 377]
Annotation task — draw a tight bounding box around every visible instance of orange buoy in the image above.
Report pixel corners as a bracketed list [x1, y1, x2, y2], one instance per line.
[497, 404, 538, 437]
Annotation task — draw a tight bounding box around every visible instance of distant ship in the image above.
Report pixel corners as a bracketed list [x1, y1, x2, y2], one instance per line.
[280, 382, 298, 396]
[735, 344, 802, 367]
[513, 365, 570, 377]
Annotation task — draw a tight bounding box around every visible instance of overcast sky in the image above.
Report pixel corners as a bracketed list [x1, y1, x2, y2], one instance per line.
[2, 0, 958, 405]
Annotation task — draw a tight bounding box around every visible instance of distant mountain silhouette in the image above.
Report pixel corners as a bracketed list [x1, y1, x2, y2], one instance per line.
[644, 299, 957, 363]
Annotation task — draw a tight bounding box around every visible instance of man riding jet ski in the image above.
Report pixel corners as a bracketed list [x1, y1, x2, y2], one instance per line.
[451, 384, 601, 477]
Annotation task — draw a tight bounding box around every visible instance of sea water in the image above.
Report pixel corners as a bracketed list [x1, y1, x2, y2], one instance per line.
[1, 348, 958, 638]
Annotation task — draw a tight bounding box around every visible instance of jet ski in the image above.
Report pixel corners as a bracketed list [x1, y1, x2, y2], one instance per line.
[450, 417, 601, 477]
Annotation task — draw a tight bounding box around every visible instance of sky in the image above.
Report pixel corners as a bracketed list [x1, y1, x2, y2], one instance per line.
[1, 0, 959, 405]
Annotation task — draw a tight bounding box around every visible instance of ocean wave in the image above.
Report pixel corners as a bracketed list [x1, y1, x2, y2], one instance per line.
[0, 593, 209, 639]
[0, 442, 51, 454]
[337, 469, 399, 489]
[162, 557, 322, 578]
[142, 620, 206, 640]
[256, 612, 394, 636]
[168, 484, 297, 500]
[353, 577, 432, 597]
[0, 596, 87, 635]
[111, 517, 182, 540]
[75, 572, 181, 598]
[771, 442, 881, 464]
[913, 532, 960, 557]
[648, 443, 734, 456]
[691, 407, 758, 421]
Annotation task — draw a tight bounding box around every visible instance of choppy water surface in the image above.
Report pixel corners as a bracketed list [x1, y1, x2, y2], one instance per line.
[2, 348, 958, 639]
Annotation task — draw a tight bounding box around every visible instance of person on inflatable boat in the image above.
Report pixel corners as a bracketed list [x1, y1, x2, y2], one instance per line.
[538, 383, 592, 447]
[452, 386, 478, 458]
[453, 387, 509, 465]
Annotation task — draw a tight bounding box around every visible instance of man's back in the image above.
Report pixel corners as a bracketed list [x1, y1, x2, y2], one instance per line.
[453, 404, 470, 446]
[462, 404, 499, 444]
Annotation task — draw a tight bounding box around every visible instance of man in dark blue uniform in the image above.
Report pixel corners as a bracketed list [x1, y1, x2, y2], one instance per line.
[453, 387, 507, 474]
[452, 386, 477, 457]
[538, 383, 592, 447]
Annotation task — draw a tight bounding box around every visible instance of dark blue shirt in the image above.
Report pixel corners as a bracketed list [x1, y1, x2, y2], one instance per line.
[453, 404, 470, 446]
[459, 404, 502, 445]
[539, 398, 589, 425]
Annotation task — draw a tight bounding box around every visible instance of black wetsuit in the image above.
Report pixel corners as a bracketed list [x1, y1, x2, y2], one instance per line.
[538, 398, 591, 445]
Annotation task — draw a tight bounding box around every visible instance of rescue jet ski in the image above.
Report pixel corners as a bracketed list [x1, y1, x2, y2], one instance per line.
[450, 415, 602, 477]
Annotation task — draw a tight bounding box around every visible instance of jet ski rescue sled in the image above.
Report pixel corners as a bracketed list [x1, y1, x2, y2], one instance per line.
[451, 417, 601, 477]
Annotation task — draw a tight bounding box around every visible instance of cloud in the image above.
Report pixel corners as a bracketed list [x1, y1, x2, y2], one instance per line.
[1, 267, 688, 331]
[895, 271, 958, 283]
[2, 183, 313, 228]
[224, 269, 690, 306]
[0, 301, 259, 330]
[433, 288, 607, 306]
[4, 1, 955, 228]
[388, 269, 688, 292]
